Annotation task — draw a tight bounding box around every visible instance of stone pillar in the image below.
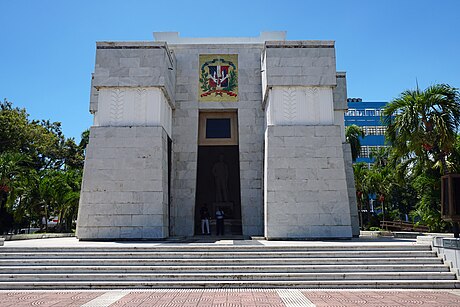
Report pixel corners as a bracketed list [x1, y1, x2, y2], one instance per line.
[335, 72, 360, 237]
[343, 143, 360, 237]
[262, 41, 352, 239]
[77, 42, 175, 240]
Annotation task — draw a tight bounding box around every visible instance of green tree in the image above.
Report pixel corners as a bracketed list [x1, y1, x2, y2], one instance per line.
[448, 134, 460, 173]
[346, 125, 365, 162]
[382, 84, 460, 232]
[383, 84, 460, 174]
[79, 129, 90, 152]
[353, 162, 369, 229]
[0, 100, 65, 171]
[369, 147, 389, 169]
[364, 164, 394, 222]
[7, 169, 41, 232]
[0, 99, 87, 233]
[0, 152, 29, 233]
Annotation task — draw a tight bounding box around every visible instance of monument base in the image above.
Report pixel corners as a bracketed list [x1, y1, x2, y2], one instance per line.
[264, 125, 353, 239]
[77, 126, 169, 240]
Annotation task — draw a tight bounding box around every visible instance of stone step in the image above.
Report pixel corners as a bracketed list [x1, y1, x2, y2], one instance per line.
[1, 243, 453, 289]
[0, 257, 444, 266]
[0, 250, 437, 259]
[1, 272, 455, 282]
[0, 244, 433, 253]
[0, 264, 449, 274]
[0, 279, 459, 290]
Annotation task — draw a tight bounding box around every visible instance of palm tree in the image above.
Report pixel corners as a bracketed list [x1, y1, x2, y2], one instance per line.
[353, 162, 369, 229]
[383, 84, 460, 235]
[346, 125, 365, 162]
[383, 84, 460, 174]
[369, 147, 389, 169]
[37, 168, 82, 232]
[364, 166, 393, 223]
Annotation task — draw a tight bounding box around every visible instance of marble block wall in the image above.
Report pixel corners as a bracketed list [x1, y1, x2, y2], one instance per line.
[91, 41, 176, 106]
[77, 126, 169, 240]
[262, 40, 336, 101]
[264, 125, 352, 239]
[262, 40, 352, 239]
[77, 40, 174, 240]
[333, 72, 348, 142]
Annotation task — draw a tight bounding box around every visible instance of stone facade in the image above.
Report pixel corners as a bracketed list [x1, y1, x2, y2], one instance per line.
[76, 32, 358, 240]
[264, 125, 352, 238]
[170, 44, 265, 237]
[77, 126, 169, 239]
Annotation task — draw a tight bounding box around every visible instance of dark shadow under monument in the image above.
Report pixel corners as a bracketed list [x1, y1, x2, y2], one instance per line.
[195, 146, 242, 235]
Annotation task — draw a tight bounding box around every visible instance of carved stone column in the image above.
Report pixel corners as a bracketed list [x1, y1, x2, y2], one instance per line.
[262, 41, 353, 239]
[77, 42, 175, 240]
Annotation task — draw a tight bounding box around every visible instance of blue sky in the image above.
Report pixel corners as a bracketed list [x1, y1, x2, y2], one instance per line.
[1, 0, 459, 140]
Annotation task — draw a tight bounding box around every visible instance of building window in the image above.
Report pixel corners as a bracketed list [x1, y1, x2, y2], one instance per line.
[205, 118, 231, 138]
[346, 109, 356, 116]
[199, 111, 238, 146]
[361, 126, 386, 136]
[376, 126, 386, 135]
[359, 146, 369, 158]
[365, 109, 376, 116]
[365, 126, 377, 135]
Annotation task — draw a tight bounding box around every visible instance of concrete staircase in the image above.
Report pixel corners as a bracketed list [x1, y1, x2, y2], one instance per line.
[0, 242, 459, 289]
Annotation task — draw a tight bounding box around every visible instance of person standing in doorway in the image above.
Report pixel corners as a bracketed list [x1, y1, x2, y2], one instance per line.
[215, 207, 225, 235]
[200, 204, 210, 235]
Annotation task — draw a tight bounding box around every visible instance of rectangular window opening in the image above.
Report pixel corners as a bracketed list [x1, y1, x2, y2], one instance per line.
[198, 111, 238, 146]
[206, 118, 231, 138]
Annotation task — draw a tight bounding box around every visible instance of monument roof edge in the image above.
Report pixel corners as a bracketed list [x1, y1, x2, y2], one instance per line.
[153, 31, 287, 44]
[167, 43, 265, 49]
[96, 41, 168, 48]
[265, 40, 335, 48]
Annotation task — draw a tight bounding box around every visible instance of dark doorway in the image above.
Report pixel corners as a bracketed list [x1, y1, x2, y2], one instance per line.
[195, 145, 242, 235]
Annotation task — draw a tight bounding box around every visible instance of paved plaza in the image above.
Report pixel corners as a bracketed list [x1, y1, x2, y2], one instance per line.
[1, 289, 460, 306]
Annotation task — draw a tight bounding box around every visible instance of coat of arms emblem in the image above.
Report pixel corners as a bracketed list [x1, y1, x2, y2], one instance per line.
[199, 54, 238, 102]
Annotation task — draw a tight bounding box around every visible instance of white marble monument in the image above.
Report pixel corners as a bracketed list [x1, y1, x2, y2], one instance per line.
[76, 32, 359, 240]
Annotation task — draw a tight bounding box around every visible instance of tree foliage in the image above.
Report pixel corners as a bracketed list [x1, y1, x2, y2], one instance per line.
[0, 99, 87, 234]
[346, 124, 364, 162]
[383, 84, 460, 174]
[353, 84, 460, 232]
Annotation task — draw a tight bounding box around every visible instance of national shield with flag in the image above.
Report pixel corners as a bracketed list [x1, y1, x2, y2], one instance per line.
[208, 65, 229, 88]
[199, 55, 238, 102]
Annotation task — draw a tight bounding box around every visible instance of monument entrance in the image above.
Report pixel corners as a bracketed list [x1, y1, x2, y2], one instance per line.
[195, 111, 242, 235]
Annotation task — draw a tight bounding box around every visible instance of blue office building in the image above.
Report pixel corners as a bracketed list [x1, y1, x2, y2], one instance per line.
[344, 98, 388, 163]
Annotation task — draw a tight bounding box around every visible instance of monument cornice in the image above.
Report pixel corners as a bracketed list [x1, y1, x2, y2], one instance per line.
[96, 41, 174, 67]
[264, 40, 335, 50]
